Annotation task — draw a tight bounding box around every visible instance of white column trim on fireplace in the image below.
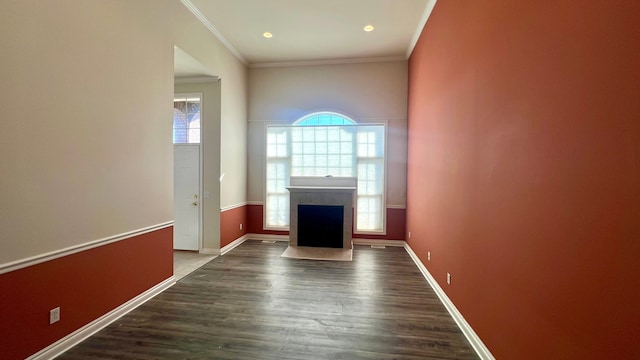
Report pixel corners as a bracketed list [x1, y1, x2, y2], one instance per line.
[287, 186, 356, 249]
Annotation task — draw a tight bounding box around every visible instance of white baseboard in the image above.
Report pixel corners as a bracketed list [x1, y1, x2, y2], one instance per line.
[353, 239, 406, 247]
[200, 248, 221, 255]
[220, 234, 250, 255]
[246, 233, 289, 242]
[403, 244, 495, 360]
[214, 233, 289, 257]
[28, 276, 176, 360]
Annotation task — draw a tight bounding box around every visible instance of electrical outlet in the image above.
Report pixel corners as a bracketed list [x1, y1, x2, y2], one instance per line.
[428, 251, 431, 261]
[446, 273, 451, 285]
[240, 223, 243, 230]
[50, 307, 60, 324]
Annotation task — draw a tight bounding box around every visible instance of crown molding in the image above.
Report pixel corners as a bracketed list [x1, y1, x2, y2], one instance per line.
[406, 0, 438, 58]
[249, 56, 407, 69]
[181, 0, 436, 68]
[179, 0, 247, 66]
[174, 75, 220, 84]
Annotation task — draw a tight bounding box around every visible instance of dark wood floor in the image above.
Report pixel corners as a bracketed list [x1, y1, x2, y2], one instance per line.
[60, 241, 478, 359]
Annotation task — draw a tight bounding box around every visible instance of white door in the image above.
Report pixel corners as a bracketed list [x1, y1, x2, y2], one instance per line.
[174, 145, 200, 250]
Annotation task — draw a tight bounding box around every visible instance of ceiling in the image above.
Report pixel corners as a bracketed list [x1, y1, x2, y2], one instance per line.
[177, 0, 434, 70]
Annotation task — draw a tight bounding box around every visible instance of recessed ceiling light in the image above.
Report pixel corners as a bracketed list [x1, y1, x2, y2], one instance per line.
[263, 32, 273, 38]
[364, 25, 374, 32]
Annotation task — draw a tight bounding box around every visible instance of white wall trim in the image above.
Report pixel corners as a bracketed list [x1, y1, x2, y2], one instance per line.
[0, 222, 174, 275]
[179, 0, 247, 65]
[220, 202, 248, 212]
[220, 234, 249, 255]
[175, 76, 220, 84]
[249, 117, 407, 124]
[218, 233, 290, 256]
[407, 0, 438, 58]
[27, 276, 176, 360]
[403, 244, 496, 360]
[250, 56, 407, 69]
[200, 248, 221, 255]
[247, 233, 289, 242]
[387, 205, 407, 209]
[247, 200, 264, 206]
[353, 239, 406, 247]
[220, 233, 290, 256]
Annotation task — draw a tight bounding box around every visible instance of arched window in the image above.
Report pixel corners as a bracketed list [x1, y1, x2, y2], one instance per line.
[265, 112, 385, 232]
[294, 112, 356, 126]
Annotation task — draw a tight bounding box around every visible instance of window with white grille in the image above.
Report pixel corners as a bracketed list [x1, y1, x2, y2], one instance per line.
[173, 95, 201, 144]
[265, 112, 385, 232]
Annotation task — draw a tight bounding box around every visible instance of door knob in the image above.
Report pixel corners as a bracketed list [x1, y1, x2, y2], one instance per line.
[192, 201, 198, 206]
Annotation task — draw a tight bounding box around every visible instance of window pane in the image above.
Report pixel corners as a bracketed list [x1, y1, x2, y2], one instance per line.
[187, 101, 200, 113]
[173, 97, 200, 144]
[291, 128, 302, 142]
[357, 196, 382, 230]
[303, 128, 314, 142]
[174, 97, 201, 144]
[340, 142, 351, 153]
[327, 127, 340, 141]
[316, 142, 328, 154]
[174, 101, 186, 112]
[188, 128, 200, 143]
[316, 127, 328, 141]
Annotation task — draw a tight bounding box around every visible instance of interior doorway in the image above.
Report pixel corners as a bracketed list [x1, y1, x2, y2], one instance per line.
[173, 94, 202, 251]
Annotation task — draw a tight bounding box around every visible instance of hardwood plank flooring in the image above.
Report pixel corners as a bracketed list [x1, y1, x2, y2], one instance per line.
[60, 241, 479, 359]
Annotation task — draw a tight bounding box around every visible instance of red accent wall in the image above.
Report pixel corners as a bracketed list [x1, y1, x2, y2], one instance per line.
[407, 1, 640, 359]
[352, 208, 406, 240]
[247, 204, 406, 240]
[220, 205, 248, 248]
[0, 227, 173, 360]
[247, 204, 289, 236]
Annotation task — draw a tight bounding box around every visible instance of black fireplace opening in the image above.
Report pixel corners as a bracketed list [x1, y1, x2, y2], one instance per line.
[297, 204, 344, 248]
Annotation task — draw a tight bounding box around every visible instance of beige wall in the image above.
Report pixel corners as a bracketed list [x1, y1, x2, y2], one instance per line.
[0, 0, 250, 263]
[247, 61, 408, 207]
[172, 2, 248, 211]
[174, 80, 222, 251]
[0, 0, 174, 264]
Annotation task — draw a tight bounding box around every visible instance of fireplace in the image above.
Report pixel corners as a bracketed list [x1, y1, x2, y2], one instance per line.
[287, 176, 356, 249]
[298, 205, 344, 248]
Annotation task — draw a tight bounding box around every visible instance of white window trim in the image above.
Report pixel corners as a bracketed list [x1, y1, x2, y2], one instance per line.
[353, 120, 387, 236]
[263, 121, 290, 231]
[262, 118, 388, 234]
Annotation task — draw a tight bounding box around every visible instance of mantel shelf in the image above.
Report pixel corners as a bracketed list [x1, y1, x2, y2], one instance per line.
[286, 186, 356, 193]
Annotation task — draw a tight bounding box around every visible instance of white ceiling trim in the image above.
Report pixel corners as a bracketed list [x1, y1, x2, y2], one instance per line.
[175, 76, 220, 83]
[250, 56, 407, 69]
[406, 0, 438, 59]
[179, 0, 248, 65]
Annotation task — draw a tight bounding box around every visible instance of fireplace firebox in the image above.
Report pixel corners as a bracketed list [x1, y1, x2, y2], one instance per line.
[297, 205, 344, 248]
